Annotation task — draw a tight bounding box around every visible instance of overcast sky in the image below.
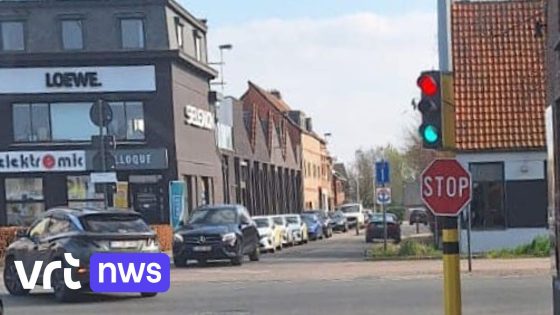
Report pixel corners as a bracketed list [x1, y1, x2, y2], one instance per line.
[180, 0, 438, 163]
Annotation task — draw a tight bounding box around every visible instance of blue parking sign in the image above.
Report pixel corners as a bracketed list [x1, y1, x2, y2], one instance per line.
[375, 161, 390, 186]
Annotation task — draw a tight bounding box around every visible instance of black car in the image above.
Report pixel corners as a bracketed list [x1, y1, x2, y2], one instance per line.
[304, 210, 333, 238]
[409, 208, 429, 225]
[3, 207, 160, 302]
[173, 205, 260, 267]
[329, 210, 349, 232]
[366, 215, 402, 243]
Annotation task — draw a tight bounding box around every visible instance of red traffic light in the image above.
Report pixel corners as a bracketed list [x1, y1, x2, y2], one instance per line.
[417, 74, 438, 97]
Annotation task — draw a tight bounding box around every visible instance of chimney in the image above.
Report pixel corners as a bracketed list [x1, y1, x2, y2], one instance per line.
[270, 90, 282, 99]
[305, 118, 313, 132]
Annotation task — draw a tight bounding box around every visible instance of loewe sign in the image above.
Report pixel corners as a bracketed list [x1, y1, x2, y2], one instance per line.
[0, 66, 156, 94]
[46, 72, 102, 88]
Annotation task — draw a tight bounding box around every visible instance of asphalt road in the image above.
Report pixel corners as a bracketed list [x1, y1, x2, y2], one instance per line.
[0, 231, 552, 315]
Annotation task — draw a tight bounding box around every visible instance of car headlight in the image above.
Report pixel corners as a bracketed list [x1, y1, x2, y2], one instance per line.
[173, 233, 184, 243]
[145, 238, 160, 250]
[222, 233, 237, 245]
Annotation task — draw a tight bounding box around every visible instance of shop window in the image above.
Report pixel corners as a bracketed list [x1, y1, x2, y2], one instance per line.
[201, 176, 211, 205]
[1, 21, 24, 51]
[107, 101, 145, 140]
[13, 103, 50, 142]
[12, 101, 144, 142]
[61, 19, 83, 50]
[67, 175, 105, 208]
[470, 162, 506, 229]
[5, 178, 44, 226]
[120, 18, 144, 49]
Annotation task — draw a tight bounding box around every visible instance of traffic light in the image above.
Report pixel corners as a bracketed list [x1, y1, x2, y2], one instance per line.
[416, 71, 455, 150]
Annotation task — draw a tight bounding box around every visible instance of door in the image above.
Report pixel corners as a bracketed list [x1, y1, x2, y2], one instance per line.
[239, 208, 256, 254]
[24, 217, 51, 277]
[130, 183, 164, 224]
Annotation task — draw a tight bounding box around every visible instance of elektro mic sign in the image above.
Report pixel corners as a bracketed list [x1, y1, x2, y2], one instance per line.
[0, 151, 86, 173]
[0, 66, 156, 94]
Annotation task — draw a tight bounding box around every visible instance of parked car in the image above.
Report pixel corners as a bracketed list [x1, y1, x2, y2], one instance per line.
[338, 203, 366, 228]
[365, 214, 402, 243]
[4, 207, 161, 302]
[271, 215, 294, 246]
[173, 205, 260, 267]
[301, 213, 324, 241]
[409, 207, 429, 225]
[283, 214, 308, 245]
[253, 216, 283, 253]
[329, 210, 349, 232]
[369, 212, 399, 224]
[304, 210, 333, 238]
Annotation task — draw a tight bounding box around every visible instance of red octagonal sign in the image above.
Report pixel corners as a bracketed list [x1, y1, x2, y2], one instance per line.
[421, 159, 472, 217]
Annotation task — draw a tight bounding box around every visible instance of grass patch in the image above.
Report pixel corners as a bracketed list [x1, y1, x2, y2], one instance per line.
[368, 239, 442, 259]
[485, 235, 551, 259]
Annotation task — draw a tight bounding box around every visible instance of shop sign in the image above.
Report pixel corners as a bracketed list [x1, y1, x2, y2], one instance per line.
[86, 149, 168, 171]
[184, 105, 215, 130]
[0, 151, 85, 173]
[0, 66, 155, 94]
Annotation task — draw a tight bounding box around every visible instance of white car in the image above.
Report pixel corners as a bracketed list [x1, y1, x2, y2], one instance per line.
[253, 216, 283, 253]
[272, 215, 294, 246]
[283, 214, 309, 245]
[338, 203, 366, 228]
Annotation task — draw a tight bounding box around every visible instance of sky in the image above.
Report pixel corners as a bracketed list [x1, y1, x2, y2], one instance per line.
[180, 0, 439, 163]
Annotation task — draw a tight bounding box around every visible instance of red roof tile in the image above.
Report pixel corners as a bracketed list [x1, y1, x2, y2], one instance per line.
[452, 0, 546, 151]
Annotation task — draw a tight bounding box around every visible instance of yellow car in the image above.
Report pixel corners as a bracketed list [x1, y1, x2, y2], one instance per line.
[253, 216, 283, 253]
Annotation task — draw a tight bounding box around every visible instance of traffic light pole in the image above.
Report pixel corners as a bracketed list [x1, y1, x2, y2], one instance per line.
[442, 216, 461, 315]
[97, 99, 109, 209]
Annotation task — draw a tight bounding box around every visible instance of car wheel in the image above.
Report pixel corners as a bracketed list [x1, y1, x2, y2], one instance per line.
[249, 246, 260, 262]
[4, 257, 30, 296]
[52, 261, 78, 302]
[141, 292, 158, 298]
[173, 256, 187, 268]
[231, 241, 244, 266]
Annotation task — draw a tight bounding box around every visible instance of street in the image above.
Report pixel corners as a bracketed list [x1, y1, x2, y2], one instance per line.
[1, 231, 551, 315]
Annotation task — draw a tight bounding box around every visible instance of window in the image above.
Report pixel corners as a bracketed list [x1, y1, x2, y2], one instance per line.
[29, 217, 50, 238]
[13, 103, 50, 142]
[120, 18, 144, 49]
[193, 30, 202, 61]
[51, 102, 98, 141]
[67, 175, 104, 208]
[48, 217, 76, 235]
[12, 101, 144, 142]
[61, 19, 83, 50]
[107, 101, 145, 140]
[470, 162, 505, 229]
[1, 21, 24, 51]
[5, 178, 44, 226]
[176, 21, 184, 48]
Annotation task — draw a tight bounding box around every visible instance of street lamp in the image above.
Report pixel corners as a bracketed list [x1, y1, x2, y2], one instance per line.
[209, 44, 233, 94]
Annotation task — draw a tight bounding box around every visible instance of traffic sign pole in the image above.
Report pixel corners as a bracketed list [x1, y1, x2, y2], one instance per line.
[382, 183, 387, 251]
[443, 217, 461, 315]
[98, 99, 109, 209]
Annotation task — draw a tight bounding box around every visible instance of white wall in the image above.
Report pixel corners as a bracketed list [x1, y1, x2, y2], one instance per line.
[460, 228, 548, 253]
[456, 151, 546, 181]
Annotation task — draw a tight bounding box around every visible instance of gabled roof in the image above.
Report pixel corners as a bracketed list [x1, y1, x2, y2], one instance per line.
[247, 81, 292, 112]
[452, 0, 546, 151]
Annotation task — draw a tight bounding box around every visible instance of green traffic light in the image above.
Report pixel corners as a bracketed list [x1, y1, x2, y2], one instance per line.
[423, 125, 439, 143]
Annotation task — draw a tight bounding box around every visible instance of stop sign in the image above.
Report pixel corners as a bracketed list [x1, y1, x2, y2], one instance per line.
[421, 159, 472, 217]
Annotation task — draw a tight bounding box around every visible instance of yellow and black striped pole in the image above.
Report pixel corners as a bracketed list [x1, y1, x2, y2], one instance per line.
[442, 217, 462, 315]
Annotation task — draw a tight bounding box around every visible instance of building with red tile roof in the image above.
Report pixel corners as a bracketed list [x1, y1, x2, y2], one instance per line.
[450, 0, 548, 252]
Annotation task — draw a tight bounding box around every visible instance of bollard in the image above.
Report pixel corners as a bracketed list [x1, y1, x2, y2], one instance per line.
[442, 217, 461, 315]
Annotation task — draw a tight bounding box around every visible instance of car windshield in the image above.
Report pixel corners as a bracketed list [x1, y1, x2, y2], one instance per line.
[340, 205, 360, 213]
[188, 208, 237, 225]
[254, 218, 270, 228]
[81, 214, 151, 233]
[272, 217, 284, 225]
[286, 216, 299, 224]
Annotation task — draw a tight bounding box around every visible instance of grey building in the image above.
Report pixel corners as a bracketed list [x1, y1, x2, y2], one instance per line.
[0, 0, 222, 225]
